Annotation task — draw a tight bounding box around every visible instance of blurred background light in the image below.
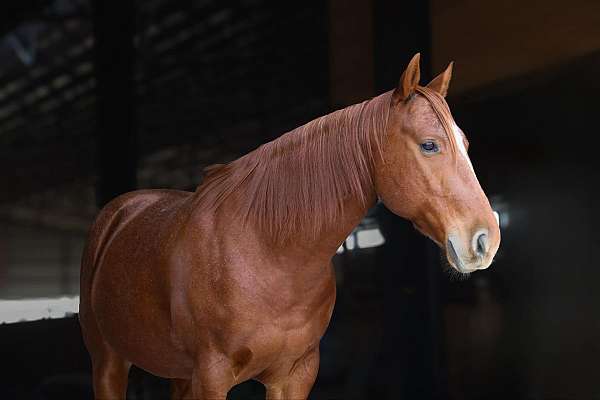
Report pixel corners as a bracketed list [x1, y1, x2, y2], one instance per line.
[0, 296, 79, 324]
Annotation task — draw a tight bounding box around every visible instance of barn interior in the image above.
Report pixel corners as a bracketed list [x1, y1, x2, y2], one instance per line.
[1, 0, 599, 399]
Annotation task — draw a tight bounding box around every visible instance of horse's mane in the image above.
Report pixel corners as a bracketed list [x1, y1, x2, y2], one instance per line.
[193, 91, 393, 243]
[193, 87, 457, 244]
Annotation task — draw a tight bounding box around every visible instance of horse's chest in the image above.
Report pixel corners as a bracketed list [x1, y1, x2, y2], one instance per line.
[247, 279, 336, 372]
[175, 244, 337, 380]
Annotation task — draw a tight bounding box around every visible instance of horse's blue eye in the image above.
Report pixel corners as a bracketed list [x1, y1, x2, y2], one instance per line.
[420, 141, 439, 153]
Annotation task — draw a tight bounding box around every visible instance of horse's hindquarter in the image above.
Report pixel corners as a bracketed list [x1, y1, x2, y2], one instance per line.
[81, 189, 196, 378]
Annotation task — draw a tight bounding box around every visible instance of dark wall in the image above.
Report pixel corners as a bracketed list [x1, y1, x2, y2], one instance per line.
[443, 52, 600, 400]
[372, 1, 448, 398]
[0, 317, 92, 400]
[1, 2, 600, 400]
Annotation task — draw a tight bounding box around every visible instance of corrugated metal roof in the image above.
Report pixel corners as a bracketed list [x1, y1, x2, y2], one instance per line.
[0, 0, 329, 230]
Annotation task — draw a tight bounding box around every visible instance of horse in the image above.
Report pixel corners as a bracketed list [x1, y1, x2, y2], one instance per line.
[79, 53, 500, 399]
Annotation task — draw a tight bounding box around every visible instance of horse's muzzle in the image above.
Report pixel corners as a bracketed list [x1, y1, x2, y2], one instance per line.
[446, 228, 495, 273]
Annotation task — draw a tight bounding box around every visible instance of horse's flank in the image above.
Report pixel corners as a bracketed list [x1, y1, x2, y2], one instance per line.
[193, 91, 393, 244]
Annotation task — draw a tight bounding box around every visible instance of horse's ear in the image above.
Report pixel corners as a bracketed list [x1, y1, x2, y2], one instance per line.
[392, 53, 421, 104]
[427, 61, 453, 97]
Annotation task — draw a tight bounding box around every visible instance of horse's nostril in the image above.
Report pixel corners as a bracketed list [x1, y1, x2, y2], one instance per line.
[476, 233, 488, 257]
[447, 238, 462, 270]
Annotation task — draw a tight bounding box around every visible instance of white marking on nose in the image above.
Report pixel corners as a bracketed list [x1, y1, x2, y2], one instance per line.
[452, 123, 476, 176]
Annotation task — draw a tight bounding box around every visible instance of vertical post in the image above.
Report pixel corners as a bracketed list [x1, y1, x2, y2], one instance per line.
[374, 0, 433, 88]
[59, 233, 70, 295]
[328, 3, 382, 399]
[373, 0, 447, 399]
[329, 0, 374, 108]
[92, 0, 137, 208]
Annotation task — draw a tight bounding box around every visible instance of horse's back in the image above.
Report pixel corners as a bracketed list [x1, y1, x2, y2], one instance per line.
[79, 189, 195, 377]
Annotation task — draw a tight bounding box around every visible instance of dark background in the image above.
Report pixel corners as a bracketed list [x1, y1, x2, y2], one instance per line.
[0, 0, 599, 399]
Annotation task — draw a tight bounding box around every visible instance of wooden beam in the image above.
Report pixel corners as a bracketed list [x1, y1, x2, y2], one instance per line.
[431, 0, 600, 94]
[372, 1, 446, 398]
[91, 0, 137, 207]
[329, 0, 374, 108]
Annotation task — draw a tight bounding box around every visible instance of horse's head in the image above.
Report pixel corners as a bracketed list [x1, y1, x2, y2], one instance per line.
[374, 54, 500, 274]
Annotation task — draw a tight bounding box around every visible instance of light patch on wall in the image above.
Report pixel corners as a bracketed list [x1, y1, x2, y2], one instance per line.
[0, 296, 79, 324]
[357, 228, 386, 248]
[336, 227, 386, 254]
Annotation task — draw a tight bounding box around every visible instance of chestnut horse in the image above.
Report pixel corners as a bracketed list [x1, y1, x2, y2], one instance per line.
[79, 54, 500, 399]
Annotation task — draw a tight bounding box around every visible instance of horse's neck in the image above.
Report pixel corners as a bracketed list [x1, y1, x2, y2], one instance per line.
[307, 191, 377, 259]
[245, 190, 376, 268]
[223, 172, 376, 261]
[289, 106, 381, 256]
[268, 150, 377, 260]
[201, 94, 387, 260]
[264, 119, 378, 257]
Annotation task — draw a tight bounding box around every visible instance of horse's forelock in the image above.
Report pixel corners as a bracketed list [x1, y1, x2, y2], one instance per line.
[415, 86, 459, 157]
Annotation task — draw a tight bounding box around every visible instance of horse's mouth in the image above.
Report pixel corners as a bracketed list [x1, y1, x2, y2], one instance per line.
[446, 238, 464, 272]
[445, 238, 488, 274]
[412, 221, 442, 247]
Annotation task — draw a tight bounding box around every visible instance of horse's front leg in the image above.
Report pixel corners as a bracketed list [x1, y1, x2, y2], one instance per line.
[170, 378, 192, 400]
[90, 349, 132, 400]
[266, 348, 320, 400]
[190, 354, 236, 400]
